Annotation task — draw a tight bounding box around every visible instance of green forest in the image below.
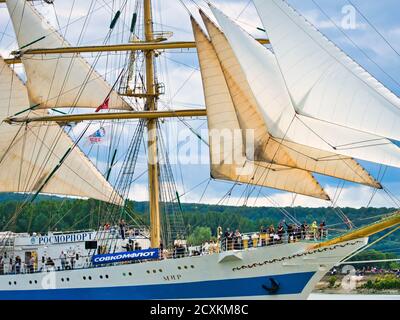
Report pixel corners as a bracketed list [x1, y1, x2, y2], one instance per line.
[0, 193, 399, 260]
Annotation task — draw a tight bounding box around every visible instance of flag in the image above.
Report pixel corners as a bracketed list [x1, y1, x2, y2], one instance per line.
[88, 127, 106, 144]
[95, 96, 110, 112]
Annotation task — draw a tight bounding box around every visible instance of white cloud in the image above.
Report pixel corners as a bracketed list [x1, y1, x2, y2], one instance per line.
[179, 184, 399, 209]
[127, 183, 149, 201]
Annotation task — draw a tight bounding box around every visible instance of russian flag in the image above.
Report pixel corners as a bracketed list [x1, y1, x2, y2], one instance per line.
[95, 96, 110, 112]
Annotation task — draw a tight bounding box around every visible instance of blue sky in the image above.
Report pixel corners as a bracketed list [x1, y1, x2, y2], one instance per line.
[1, 0, 400, 208]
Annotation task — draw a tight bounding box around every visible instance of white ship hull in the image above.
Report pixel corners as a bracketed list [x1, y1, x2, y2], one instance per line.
[0, 238, 367, 300]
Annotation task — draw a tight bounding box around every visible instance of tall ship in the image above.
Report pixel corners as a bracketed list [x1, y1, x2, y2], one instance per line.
[0, 0, 399, 299]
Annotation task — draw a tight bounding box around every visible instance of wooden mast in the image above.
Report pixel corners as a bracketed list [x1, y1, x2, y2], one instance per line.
[144, 0, 161, 248]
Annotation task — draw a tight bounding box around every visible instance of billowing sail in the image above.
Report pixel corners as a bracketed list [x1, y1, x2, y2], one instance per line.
[200, 10, 380, 189]
[192, 17, 329, 200]
[6, 0, 131, 110]
[209, 5, 400, 169]
[253, 0, 400, 142]
[0, 56, 123, 205]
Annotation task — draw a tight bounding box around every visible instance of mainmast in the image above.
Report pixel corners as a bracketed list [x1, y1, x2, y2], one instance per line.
[144, 0, 161, 248]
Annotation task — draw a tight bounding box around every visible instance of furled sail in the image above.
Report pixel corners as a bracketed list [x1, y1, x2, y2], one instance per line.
[6, 0, 131, 110]
[192, 17, 329, 200]
[253, 0, 400, 141]
[0, 56, 123, 205]
[209, 5, 400, 169]
[200, 10, 380, 189]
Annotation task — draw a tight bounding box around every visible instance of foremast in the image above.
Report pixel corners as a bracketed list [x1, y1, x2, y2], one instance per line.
[143, 0, 161, 248]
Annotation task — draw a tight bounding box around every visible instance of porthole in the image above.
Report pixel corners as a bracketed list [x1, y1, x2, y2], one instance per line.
[66, 278, 70, 282]
[8, 281, 11, 286]
[105, 275, 109, 279]
[88, 276, 92, 280]
[100, 275, 103, 279]
[152, 270, 156, 273]
[178, 266, 181, 270]
[158, 269, 162, 273]
[123, 273, 126, 276]
[13, 281, 16, 285]
[29, 280, 32, 284]
[184, 266, 188, 269]
[34, 280, 38, 284]
[61, 278, 64, 282]
[83, 276, 86, 280]
[128, 272, 132, 276]
[146, 270, 150, 274]
[190, 265, 195, 269]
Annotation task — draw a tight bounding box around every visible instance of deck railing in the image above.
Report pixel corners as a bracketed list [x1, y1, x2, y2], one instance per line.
[0, 229, 328, 275]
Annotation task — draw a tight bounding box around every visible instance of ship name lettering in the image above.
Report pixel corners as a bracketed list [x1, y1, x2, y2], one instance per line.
[163, 274, 182, 281]
[36, 232, 93, 245]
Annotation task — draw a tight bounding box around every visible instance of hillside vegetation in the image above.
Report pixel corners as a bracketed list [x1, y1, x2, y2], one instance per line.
[0, 195, 398, 256]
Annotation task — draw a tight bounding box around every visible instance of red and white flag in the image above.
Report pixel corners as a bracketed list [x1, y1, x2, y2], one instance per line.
[95, 96, 110, 112]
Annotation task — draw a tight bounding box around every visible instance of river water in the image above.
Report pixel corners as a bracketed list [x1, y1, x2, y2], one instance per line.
[308, 293, 400, 300]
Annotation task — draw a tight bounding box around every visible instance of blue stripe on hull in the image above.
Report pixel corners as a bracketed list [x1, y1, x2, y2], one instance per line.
[0, 272, 315, 300]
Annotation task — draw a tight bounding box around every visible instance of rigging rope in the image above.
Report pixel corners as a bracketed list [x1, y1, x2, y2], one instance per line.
[346, 0, 400, 60]
[311, 0, 400, 90]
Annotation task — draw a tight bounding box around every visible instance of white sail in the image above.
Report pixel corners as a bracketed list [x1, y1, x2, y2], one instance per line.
[209, 5, 400, 169]
[192, 17, 329, 200]
[6, 0, 131, 110]
[200, 11, 380, 188]
[0, 56, 123, 205]
[253, 0, 400, 141]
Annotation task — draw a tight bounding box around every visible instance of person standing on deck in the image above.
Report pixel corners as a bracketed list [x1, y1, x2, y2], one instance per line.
[60, 251, 67, 270]
[119, 219, 126, 240]
[284, 221, 295, 243]
[28, 255, 35, 273]
[0, 256, 4, 275]
[319, 221, 326, 239]
[67, 248, 75, 269]
[233, 229, 242, 250]
[216, 226, 222, 253]
[260, 226, 268, 246]
[15, 256, 21, 274]
[277, 223, 285, 243]
[310, 221, 318, 240]
[224, 228, 231, 251]
[301, 222, 308, 239]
